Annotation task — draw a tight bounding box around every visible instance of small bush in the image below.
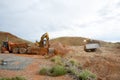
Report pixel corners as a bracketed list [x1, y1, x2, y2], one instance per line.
[69, 59, 78, 66]
[0, 78, 10, 80]
[67, 67, 76, 74]
[39, 65, 67, 77]
[51, 56, 61, 62]
[39, 68, 48, 75]
[78, 70, 96, 80]
[77, 63, 83, 70]
[11, 76, 26, 80]
[51, 56, 63, 65]
[0, 76, 26, 80]
[49, 65, 67, 76]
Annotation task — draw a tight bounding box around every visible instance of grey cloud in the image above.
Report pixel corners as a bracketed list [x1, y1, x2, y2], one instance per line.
[0, 0, 120, 42]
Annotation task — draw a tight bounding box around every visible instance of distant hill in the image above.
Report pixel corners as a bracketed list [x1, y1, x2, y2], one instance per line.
[0, 31, 119, 49]
[50, 37, 92, 46]
[0, 31, 32, 47]
[50, 37, 120, 48]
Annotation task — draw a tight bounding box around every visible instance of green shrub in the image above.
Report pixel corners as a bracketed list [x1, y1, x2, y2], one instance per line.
[39, 65, 67, 77]
[77, 63, 83, 70]
[51, 56, 61, 62]
[39, 68, 48, 75]
[78, 70, 96, 80]
[11, 76, 26, 80]
[51, 56, 63, 65]
[0, 77, 26, 80]
[0, 78, 10, 80]
[49, 65, 67, 76]
[67, 67, 76, 74]
[69, 59, 78, 66]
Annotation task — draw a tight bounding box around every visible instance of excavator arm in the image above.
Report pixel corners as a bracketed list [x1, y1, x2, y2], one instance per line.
[39, 32, 49, 48]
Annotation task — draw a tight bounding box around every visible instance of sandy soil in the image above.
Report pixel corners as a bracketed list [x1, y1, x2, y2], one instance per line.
[68, 46, 120, 80]
[0, 46, 120, 80]
[0, 54, 72, 80]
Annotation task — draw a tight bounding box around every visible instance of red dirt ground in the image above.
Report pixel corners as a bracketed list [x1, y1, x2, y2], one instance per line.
[0, 46, 120, 80]
[68, 46, 120, 80]
[0, 54, 72, 80]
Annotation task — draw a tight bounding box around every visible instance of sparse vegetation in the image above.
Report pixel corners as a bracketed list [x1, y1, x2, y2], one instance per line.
[39, 67, 48, 75]
[51, 56, 63, 65]
[67, 67, 76, 74]
[40, 56, 67, 76]
[69, 58, 78, 66]
[0, 76, 26, 80]
[49, 65, 67, 76]
[78, 70, 96, 80]
[50, 56, 96, 79]
[0, 78, 10, 80]
[48, 46, 98, 80]
[39, 65, 67, 76]
[46, 56, 94, 79]
[51, 56, 61, 62]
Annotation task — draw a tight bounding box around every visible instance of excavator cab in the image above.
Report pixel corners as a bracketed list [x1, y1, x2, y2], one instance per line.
[1, 41, 9, 53]
[43, 38, 47, 47]
[2, 42, 8, 48]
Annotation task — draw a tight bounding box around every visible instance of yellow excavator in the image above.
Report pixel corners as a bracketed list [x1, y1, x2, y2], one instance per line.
[35, 32, 49, 48]
[39, 32, 49, 48]
[33, 32, 52, 55]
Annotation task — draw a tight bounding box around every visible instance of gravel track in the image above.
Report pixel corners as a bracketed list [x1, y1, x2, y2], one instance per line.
[0, 54, 33, 70]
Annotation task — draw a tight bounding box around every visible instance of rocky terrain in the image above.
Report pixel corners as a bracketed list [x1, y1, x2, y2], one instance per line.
[0, 46, 120, 80]
[68, 46, 120, 80]
[0, 32, 120, 80]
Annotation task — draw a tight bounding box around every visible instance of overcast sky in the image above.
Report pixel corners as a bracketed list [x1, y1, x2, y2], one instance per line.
[0, 0, 120, 42]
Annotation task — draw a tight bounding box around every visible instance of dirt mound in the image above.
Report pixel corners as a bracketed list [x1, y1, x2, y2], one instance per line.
[69, 46, 120, 80]
[81, 54, 120, 80]
[27, 46, 48, 55]
[50, 42, 71, 56]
